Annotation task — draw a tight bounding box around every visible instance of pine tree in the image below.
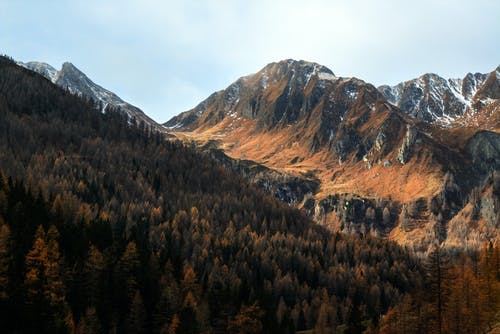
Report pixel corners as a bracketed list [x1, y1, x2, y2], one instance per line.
[116, 241, 140, 305]
[127, 290, 147, 334]
[25, 225, 47, 304]
[83, 244, 105, 306]
[44, 225, 65, 307]
[425, 245, 454, 334]
[479, 243, 500, 330]
[167, 314, 180, 334]
[179, 291, 199, 333]
[155, 262, 180, 333]
[227, 302, 264, 334]
[76, 307, 101, 334]
[24, 225, 48, 331]
[0, 224, 11, 302]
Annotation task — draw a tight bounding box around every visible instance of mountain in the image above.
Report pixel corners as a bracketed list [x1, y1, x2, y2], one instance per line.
[0, 55, 434, 334]
[378, 67, 500, 127]
[166, 59, 500, 252]
[19, 60, 164, 131]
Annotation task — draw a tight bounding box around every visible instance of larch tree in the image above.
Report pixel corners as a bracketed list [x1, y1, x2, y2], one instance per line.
[25, 225, 47, 305]
[83, 244, 105, 306]
[116, 241, 140, 305]
[76, 307, 101, 334]
[425, 245, 454, 334]
[127, 290, 147, 334]
[0, 224, 11, 302]
[227, 302, 264, 334]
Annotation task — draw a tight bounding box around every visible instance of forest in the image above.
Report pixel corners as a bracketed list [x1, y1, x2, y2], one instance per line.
[0, 55, 498, 333]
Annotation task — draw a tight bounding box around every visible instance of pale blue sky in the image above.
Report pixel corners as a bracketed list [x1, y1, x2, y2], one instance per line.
[1, 0, 499, 123]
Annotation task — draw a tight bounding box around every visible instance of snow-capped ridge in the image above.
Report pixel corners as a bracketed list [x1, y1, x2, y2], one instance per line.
[378, 67, 497, 125]
[19, 59, 164, 131]
[21, 61, 58, 82]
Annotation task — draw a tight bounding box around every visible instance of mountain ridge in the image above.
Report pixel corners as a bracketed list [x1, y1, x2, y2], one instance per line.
[168, 59, 499, 130]
[19, 60, 165, 131]
[165, 59, 500, 253]
[378, 68, 500, 125]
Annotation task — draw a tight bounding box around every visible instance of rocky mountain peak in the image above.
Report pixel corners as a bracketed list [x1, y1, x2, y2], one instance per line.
[378, 67, 499, 125]
[165, 59, 376, 132]
[263, 59, 335, 77]
[56, 62, 104, 97]
[19, 59, 163, 131]
[61, 61, 78, 71]
[257, 59, 336, 89]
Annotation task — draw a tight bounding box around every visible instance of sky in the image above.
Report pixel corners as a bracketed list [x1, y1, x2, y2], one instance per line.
[1, 0, 499, 123]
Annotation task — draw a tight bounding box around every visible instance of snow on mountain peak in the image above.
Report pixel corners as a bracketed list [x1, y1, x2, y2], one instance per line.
[21, 61, 58, 82]
[19, 59, 163, 131]
[378, 69, 494, 125]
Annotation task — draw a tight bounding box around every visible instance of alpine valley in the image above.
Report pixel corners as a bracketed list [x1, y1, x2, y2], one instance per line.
[166, 59, 500, 254]
[0, 55, 498, 334]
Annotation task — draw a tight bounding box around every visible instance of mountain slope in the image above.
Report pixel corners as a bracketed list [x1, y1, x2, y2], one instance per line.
[0, 55, 429, 334]
[19, 60, 164, 131]
[166, 59, 500, 252]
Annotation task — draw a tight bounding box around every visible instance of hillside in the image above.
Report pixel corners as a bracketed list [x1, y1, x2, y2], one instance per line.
[0, 56, 430, 333]
[166, 59, 500, 252]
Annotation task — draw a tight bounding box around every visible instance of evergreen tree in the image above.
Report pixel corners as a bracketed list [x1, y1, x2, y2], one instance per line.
[425, 245, 454, 334]
[0, 224, 11, 302]
[115, 241, 140, 307]
[25, 225, 47, 305]
[227, 302, 264, 334]
[76, 307, 101, 334]
[83, 244, 105, 306]
[127, 290, 147, 334]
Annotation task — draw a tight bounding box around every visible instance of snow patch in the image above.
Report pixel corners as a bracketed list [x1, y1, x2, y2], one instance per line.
[318, 72, 336, 81]
[260, 75, 269, 89]
[167, 122, 183, 130]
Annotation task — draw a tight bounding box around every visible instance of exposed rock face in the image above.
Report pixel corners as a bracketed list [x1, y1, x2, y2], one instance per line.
[471, 67, 500, 110]
[19, 61, 163, 131]
[397, 125, 418, 164]
[465, 131, 500, 174]
[462, 72, 489, 99]
[205, 146, 319, 205]
[166, 59, 402, 162]
[167, 60, 347, 132]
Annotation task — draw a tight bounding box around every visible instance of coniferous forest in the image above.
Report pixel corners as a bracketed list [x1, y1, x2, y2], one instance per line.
[0, 56, 498, 334]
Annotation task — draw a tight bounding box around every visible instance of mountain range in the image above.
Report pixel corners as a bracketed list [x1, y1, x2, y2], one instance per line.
[18, 57, 499, 253]
[1, 55, 499, 333]
[165, 59, 500, 252]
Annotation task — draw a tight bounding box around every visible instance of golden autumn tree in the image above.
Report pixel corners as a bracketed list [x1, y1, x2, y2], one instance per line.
[227, 302, 264, 334]
[25, 225, 47, 304]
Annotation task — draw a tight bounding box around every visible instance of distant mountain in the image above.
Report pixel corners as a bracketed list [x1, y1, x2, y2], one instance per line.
[166, 59, 500, 252]
[19, 60, 164, 131]
[378, 67, 499, 126]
